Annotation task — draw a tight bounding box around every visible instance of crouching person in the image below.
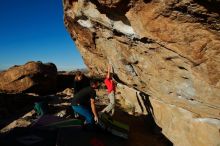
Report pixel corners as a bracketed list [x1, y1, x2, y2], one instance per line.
[71, 80, 99, 126]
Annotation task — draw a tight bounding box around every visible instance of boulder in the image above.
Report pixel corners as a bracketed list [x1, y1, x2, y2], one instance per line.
[63, 0, 220, 145]
[57, 73, 75, 92]
[0, 61, 57, 95]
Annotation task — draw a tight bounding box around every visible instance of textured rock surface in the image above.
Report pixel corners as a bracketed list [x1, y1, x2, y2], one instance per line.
[0, 61, 57, 95]
[63, 0, 220, 145]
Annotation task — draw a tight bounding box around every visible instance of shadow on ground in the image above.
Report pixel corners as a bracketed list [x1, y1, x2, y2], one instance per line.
[0, 90, 173, 146]
[107, 90, 173, 146]
[112, 109, 173, 146]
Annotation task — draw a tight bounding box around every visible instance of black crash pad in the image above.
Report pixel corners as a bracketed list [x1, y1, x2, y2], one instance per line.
[56, 126, 127, 146]
[0, 127, 57, 146]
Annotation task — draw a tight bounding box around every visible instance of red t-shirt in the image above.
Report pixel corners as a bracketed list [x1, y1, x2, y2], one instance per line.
[104, 78, 115, 93]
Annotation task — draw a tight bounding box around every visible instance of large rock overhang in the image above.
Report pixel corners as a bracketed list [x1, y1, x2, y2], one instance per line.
[63, 0, 220, 145]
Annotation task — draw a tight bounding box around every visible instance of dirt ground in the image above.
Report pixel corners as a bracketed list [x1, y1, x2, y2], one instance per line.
[0, 87, 173, 146]
[96, 89, 173, 146]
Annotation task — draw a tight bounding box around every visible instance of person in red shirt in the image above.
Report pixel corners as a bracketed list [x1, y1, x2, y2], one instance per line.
[101, 65, 115, 116]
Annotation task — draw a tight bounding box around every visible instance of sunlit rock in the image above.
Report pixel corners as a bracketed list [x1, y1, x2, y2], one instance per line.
[63, 0, 220, 145]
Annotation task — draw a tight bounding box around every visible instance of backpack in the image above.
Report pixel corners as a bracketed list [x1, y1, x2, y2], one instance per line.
[34, 101, 48, 116]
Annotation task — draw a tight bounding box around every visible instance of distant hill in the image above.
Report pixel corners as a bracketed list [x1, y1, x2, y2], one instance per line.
[0, 69, 4, 73]
[58, 68, 89, 74]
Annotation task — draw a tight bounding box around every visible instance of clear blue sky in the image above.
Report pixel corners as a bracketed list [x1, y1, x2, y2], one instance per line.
[0, 0, 86, 71]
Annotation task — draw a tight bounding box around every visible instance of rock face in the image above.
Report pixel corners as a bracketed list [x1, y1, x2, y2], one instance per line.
[57, 73, 75, 92]
[63, 0, 220, 145]
[0, 61, 57, 95]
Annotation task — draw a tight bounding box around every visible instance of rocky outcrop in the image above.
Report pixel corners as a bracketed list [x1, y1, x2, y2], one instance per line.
[57, 73, 75, 92]
[63, 0, 220, 145]
[0, 61, 57, 95]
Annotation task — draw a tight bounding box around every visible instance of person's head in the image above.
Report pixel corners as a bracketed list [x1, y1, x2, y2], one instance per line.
[75, 71, 83, 81]
[90, 79, 99, 89]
